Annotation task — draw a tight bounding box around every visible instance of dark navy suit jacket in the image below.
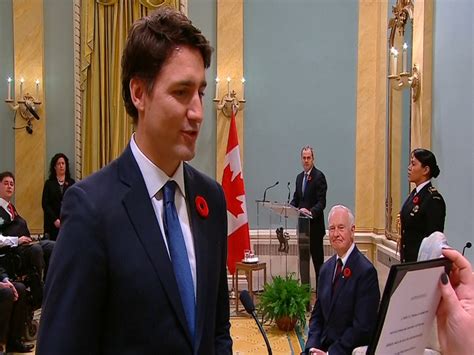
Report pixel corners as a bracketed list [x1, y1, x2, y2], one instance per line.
[37, 146, 232, 354]
[290, 166, 327, 237]
[305, 246, 380, 355]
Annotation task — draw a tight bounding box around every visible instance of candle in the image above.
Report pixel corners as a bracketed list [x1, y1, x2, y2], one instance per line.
[402, 43, 408, 73]
[393, 50, 398, 76]
[226, 76, 231, 96]
[214, 77, 219, 100]
[35, 79, 40, 98]
[241, 77, 246, 100]
[20, 78, 24, 98]
[390, 48, 398, 76]
[7, 77, 12, 101]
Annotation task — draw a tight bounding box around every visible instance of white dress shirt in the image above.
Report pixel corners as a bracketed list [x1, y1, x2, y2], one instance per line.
[0, 197, 19, 248]
[130, 135, 197, 298]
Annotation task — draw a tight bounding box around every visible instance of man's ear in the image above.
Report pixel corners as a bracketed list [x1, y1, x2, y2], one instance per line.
[129, 78, 146, 113]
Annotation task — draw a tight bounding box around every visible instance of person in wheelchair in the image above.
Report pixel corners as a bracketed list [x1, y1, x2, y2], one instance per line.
[0, 266, 34, 353]
[0, 171, 55, 306]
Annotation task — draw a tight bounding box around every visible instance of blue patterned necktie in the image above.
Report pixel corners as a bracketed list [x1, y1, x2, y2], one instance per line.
[163, 181, 196, 341]
[302, 173, 308, 195]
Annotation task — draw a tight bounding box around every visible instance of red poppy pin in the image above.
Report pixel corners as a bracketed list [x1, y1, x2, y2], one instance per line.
[413, 196, 420, 204]
[343, 267, 352, 279]
[195, 195, 209, 218]
[307, 175, 312, 182]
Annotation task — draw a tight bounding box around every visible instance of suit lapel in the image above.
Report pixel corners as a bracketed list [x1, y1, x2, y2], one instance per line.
[118, 147, 193, 345]
[320, 256, 336, 314]
[328, 247, 359, 316]
[183, 164, 209, 351]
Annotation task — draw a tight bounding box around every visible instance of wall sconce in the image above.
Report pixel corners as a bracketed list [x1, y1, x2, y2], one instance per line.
[213, 76, 246, 117]
[387, 0, 420, 102]
[5, 77, 42, 134]
[388, 46, 421, 102]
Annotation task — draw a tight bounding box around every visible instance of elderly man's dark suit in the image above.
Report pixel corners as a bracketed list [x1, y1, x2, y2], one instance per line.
[305, 246, 380, 355]
[400, 182, 446, 262]
[290, 167, 327, 285]
[37, 146, 232, 355]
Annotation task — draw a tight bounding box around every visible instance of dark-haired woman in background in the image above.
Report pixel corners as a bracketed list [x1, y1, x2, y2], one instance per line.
[42, 153, 75, 241]
[400, 148, 446, 262]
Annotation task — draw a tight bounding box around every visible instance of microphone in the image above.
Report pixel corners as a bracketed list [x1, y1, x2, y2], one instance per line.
[286, 182, 291, 203]
[262, 181, 279, 202]
[462, 241, 472, 256]
[24, 100, 40, 120]
[240, 290, 272, 355]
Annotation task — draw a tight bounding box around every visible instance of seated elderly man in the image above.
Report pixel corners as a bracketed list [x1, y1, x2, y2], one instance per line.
[0, 172, 54, 294]
[0, 266, 34, 353]
[304, 205, 380, 355]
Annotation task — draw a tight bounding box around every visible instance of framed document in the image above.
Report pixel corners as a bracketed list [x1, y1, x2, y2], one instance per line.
[367, 258, 451, 355]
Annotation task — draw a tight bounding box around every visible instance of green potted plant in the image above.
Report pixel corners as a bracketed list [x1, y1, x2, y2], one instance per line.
[257, 273, 311, 331]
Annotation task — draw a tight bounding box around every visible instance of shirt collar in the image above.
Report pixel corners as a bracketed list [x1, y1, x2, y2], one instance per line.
[130, 134, 186, 199]
[416, 179, 431, 194]
[0, 197, 9, 211]
[305, 166, 313, 176]
[337, 242, 355, 267]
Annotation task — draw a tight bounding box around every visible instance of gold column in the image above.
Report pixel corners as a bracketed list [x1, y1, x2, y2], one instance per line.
[13, 0, 45, 234]
[216, 0, 244, 180]
[411, 0, 433, 150]
[354, 0, 388, 233]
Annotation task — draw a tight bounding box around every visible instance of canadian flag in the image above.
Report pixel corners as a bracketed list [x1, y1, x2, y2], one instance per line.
[221, 108, 251, 274]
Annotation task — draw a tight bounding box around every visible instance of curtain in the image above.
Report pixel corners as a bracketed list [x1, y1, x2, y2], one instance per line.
[80, 0, 179, 177]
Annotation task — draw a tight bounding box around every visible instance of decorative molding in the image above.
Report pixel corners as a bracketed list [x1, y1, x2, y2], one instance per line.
[73, 0, 82, 180]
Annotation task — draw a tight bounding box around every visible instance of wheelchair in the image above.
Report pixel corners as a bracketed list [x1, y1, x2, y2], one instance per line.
[0, 246, 41, 341]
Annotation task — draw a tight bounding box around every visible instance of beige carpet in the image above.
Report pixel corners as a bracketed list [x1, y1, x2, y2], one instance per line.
[231, 316, 305, 355]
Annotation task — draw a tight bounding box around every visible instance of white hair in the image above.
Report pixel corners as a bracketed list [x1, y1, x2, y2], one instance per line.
[328, 204, 355, 226]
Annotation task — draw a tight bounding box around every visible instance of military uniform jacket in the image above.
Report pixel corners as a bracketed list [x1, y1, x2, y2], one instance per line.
[400, 182, 446, 262]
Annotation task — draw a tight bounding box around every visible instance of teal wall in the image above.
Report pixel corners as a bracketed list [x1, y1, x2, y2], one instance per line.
[433, 0, 473, 262]
[243, 0, 358, 228]
[44, 0, 75, 177]
[0, 0, 14, 172]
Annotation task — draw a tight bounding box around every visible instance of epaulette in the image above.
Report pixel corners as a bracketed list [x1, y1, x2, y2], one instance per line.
[429, 186, 439, 194]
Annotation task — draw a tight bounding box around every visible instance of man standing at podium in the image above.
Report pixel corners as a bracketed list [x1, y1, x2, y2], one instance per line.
[291, 146, 327, 287]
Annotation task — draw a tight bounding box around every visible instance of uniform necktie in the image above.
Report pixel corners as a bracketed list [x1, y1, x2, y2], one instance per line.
[7, 202, 15, 219]
[162, 181, 196, 341]
[332, 258, 343, 295]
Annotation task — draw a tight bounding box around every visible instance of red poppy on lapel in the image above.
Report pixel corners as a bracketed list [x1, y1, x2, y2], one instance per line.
[343, 267, 351, 279]
[307, 175, 312, 182]
[195, 195, 209, 218]
[413, 196, 420, 204]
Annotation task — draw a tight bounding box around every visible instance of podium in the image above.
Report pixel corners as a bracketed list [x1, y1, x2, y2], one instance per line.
[255, 201, 311, 284]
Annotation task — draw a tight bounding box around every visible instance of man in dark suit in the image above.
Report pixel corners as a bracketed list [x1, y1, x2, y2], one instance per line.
[0, 171, 54, 301]
[304, 205, 380, 355]
[291, 146, 327, 286]
[37, 8, 232, 355]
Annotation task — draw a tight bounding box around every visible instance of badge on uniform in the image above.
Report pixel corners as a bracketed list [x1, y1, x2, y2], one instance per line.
[410, 205, 419, 216]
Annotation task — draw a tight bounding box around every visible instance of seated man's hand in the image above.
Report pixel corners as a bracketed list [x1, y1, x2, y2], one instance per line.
[18, 236, 32, 245]
[308, 348, 327, 355]
[54, 219, 61, 228]
[0, 280, 18, 301]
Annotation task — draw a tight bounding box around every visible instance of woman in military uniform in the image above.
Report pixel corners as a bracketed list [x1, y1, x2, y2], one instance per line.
[400, 148, 446, 262]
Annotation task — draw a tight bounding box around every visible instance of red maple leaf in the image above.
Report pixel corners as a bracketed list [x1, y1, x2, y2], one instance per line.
[222, 164, 246, 218]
